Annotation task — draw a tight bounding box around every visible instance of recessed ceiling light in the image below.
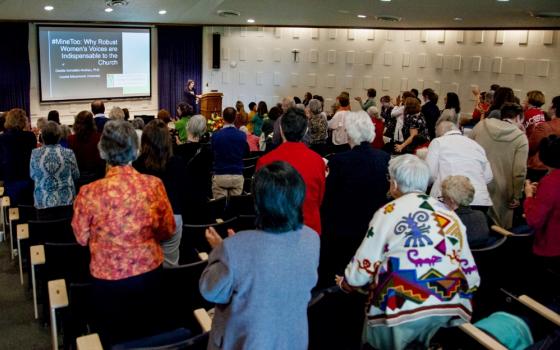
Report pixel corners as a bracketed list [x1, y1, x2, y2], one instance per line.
[247, 18, 255, 23]
[497, 0, 510, 2]
[338, 10, 350, 14]
[104, 7, 113, 12]
[357, 14, 367, 18]
[158, 9, 167, 15]
[44, 5, 54, 11]
[380, 0, 392, 2]
[454, 17, 463, 21]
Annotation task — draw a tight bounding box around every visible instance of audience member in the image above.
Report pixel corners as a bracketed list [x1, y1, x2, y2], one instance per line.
[421, 88, 441, 139]
[441, 175, 491, 248]
[523, 90, 546, 138]
[175, 102, 194, 143]
[30, 121, 79, 220]
[328, 93, 352, 152]
[131, 117, 145, 146]
[47, 110, 60, 124]
[394, 97, 429, 154]
[355, 88, 377, 111]
[59, 124, 71, 148]
[387, 91, 414, 152]
[271, 97, 295, 145]
[524, 135, 560, 270]
[72, 120, 175, 345]
[0, 108, 36, 205]
[257, 108, 326, 234]
[339, 154, 480, 350]
[260, 106, 281, 152]
[303, 92, 313, 106]
[487, 87, 515, 119]
[437, 92, 461, 126]
[133, 119, 186, 267]
[426, 121, 493, 211]
[307, 98, 328, 155]
[211, 107, 249, 198]
[410, 88, 419, 99]
[91, 100, 108, 132]
[251, 101, 267, 136]
[366, 106, 385, 149]
[234, 100, 248, 129]
[470, 89, 493, 126]
[247, 101, 257, 133]
[68, 111, 105, 187]
[200, 161, 319, 350]
[320, 110, 390, 286]
[240, 126, 260, 152]
[122, 108, 130, 121]
[471, 103, 528, 228]
[527, 95, 560, 181]
[174, 115, 213, 223]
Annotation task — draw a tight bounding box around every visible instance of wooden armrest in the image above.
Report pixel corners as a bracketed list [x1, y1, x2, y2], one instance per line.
[31, 245, 45, 266]
[490, 225, 513, 237]
[9, 207, 19, 221]
[48, 279, 69, 310]
[519, 295, 560, 327]
[1, 196, 10, 207]
[198, 252, 209, 261]
[194, 308, 213, 333]
[76, 334, 103, 350]
[459, 323, 508, 350]
[17, 223, 29, 240]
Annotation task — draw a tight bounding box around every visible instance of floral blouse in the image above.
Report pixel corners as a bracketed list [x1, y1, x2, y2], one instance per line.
[72, 165, 176, 280]
[403, 112, 430, 141]
[308, 113, 328, 144]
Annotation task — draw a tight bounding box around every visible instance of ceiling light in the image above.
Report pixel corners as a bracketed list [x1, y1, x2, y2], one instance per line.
[380, 0, 392, 2]
[247, 18, 255, 23]
[497, 0, 510, 2]
[104, 7, 113, 12]
[158, 9, 167, 15]
[44, 5, 54, 11]
[454, 17, 463, 21]
[357, 14, 367, 18]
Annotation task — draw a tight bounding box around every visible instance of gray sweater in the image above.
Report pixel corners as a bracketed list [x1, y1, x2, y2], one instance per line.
[199, 226, 320, 350]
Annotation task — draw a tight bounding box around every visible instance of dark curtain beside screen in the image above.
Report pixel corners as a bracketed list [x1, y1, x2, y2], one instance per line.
[158, 26, 202, 116]
[0, 22, 31, 116]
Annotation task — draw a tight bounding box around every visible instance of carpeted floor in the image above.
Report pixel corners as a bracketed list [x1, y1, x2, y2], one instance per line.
[0, 237, 50, 350]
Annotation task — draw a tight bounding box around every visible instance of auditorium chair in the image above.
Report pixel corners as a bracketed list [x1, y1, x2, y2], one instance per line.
[200, 196, 228, 224]
[231, 215, 257, 232]
[180, 217, 237, 264]
[242, 176, 253, 195]
[242, 154, 260, 168]
[224, 194, 255, 219]
[242, 164, 256, 179]
[76, 330, 209, 350]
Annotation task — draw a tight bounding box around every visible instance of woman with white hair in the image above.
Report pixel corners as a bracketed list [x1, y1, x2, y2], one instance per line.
[366, 106, 385, 149]
[338, 154, 480, 350]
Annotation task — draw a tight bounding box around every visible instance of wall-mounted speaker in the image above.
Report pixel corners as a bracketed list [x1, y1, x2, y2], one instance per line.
[212, 33, 220, 69]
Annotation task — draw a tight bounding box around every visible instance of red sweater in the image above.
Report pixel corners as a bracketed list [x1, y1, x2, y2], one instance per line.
[525, 169, 560, 257]
[256, 142, 326, 235]
[370, 118, 385, 149]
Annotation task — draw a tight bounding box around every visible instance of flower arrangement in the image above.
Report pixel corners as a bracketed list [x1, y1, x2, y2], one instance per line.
[207, 113, 224, 132]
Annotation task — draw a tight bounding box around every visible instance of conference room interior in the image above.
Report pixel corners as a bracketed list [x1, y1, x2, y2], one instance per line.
[1, 0, 560, 349]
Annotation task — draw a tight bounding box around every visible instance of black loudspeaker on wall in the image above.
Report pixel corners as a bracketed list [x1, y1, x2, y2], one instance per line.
[212, 33, 220, 69]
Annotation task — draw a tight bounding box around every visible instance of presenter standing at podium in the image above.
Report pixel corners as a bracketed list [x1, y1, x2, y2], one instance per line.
[184, 80, 202, 113]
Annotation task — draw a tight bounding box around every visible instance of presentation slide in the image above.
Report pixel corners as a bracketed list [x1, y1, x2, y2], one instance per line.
[38, 26, 151, 102]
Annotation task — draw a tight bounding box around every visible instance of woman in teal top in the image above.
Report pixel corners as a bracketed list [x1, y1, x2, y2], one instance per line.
[252, 101, 268, 137]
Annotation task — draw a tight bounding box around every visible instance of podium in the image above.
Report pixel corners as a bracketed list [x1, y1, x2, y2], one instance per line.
[200, 92, 223, 119]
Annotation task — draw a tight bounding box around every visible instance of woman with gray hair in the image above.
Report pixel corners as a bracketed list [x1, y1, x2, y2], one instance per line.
[108, 106, 125, 120]
[175, 115, 214, 223]
[132, 117, 145, 146]
[366, 106, 386, 149]
[72, 120, 176, 344]
[30, 121, 80, 219]
[307, 99, 328, 155]
[441, 175, 491, 248]
[338, 154, 480, 350]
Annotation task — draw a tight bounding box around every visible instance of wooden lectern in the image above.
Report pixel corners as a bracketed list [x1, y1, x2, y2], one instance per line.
[200, 92, 223, 119]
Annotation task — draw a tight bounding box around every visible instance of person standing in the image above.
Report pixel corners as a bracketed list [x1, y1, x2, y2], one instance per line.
[355, 88, 377, 111]
[91, 100, 108, 132]
[211, 107, 249, 199]
[184, 79, 201, 113]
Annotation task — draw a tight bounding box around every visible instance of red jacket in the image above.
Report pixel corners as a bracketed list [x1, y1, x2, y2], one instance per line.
[525, 169, 560, 257]
[256, 142, 326, 235]
[370, 118, 385, 149]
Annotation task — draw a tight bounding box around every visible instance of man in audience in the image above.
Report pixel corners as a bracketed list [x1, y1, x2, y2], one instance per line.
[471, 103, 528, 229]
[272, 97, 295, 145]
[426, 121, 493, 212]
[257, 107, 326, 235]
[211, 107, 249, 199]
[92, 100, 108, 132]
[328, 93, 352, 152]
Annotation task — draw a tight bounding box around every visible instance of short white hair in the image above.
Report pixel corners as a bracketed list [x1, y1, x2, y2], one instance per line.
[388, 154, 430, 194]
[345, 110, 375, 144]
[187, 114, 207, 138]
[436, 121, 458, 138]
[366, 106, 381, 120]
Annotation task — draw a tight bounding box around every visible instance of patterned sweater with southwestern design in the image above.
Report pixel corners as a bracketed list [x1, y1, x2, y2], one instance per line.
[344, 192, 480, 327]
